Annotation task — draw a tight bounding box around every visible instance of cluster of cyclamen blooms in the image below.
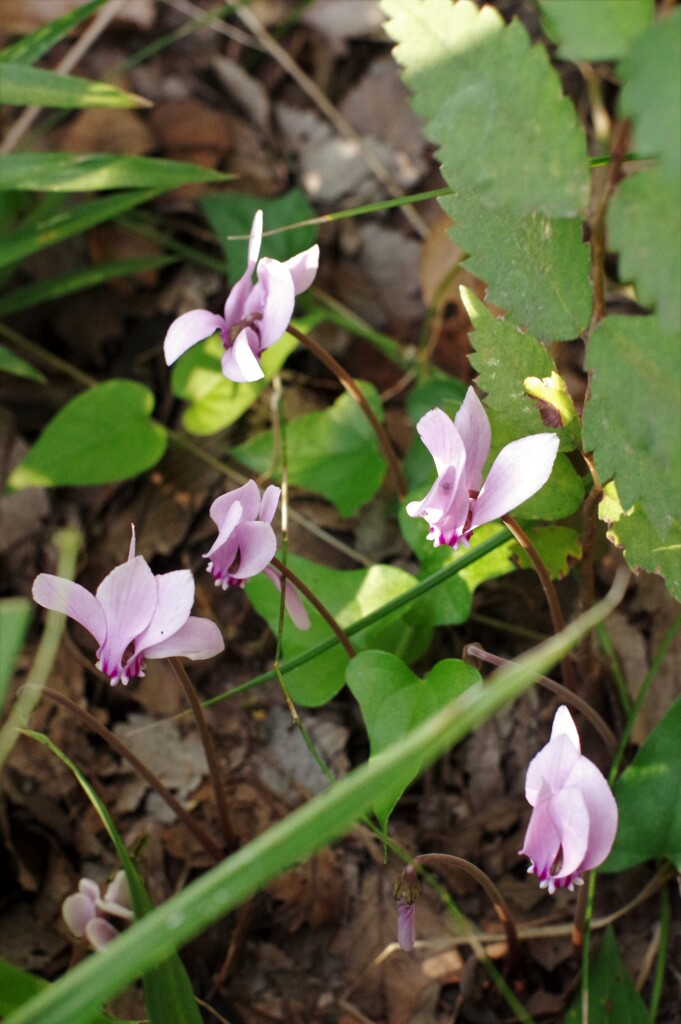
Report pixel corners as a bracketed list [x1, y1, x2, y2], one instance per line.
[32, 486, 308, 687]
[62, 871, 133, 951]
[394, 708, 619, 951]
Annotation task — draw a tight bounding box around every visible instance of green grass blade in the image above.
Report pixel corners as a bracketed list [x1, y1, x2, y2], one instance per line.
[6, 576, 626, 1024]
[0, 189, 160, 271]
[0, 0, 109, 66]
[0, 153, 235, 192]
[0, 64, 148, 109]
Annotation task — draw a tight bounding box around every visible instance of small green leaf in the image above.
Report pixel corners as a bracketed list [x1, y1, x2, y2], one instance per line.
[0, 598, 32, 712]
[0, 345, 46, 382]
[538, 0, 654, 62]
[346, 650, 479, 828]
[0, 958, 131, 1023]
[619, 7, 681, 174]
[8, 380, 167, 490]
[462, 287, 578, 450]
[0, 189, 160, 271]
[604, 696, 681, 871]
[247, 555, 434, 706]
[441, 192, 592, 340]
[565, 927, 648, 1023]
[0, 63, 148, 109]
[383, 0, 589, 217]
[515, 526, 582, 579]
[0, 0, 109, 66]
[170, 332, 297, 436]
[608, 169, 681, 333]
[200, 189, 317, 272]
[583, 316, 681, 537]
[0, 153, 234, 192]
[233, 384, 387, 517]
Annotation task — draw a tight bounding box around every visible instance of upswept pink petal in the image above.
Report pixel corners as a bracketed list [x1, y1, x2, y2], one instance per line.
[142, 616, 225, 661]
[133, 569, 195, 655]
[222, 210, 263, 324]
[163, 309, 226, 365]
[210, 480, 261, 527]
[470, 432, 559, 529]
[79, 879, 101, 902]
[547, 786, 590, 880]
[397, 902, 416, 952]
[85, 918, 119, 950]
[525, 732, 580, 805]
[95, 556, 157, 679]
[564, 757, 618, 870]
[62, 892, 96, 937]
[406, 465, 461, 522]
[248, 258, 296, 350]
[415, 408, 466, 476]
[551, 704, 581, 750]
[453, 388, 492, 491]
[259, 484, 281, 525]
[228, 521, 277, 579]
[221, 329, 265, 383]
[282, 243, 320, 294]
[262, 566, 311, 629]
[102, 871, 133, 914]
[206, 500, 245, 559]
[32, 575, 106, 645]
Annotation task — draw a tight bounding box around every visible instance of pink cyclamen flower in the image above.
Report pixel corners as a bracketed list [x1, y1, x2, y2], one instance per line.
[205, 480, 310, 629]
[163, 210, 319, 383]
[407, 387, 559, 549]
[32, 529, 225, 685]
[62, 871, 133, 951]
[519, 706, 618, 893]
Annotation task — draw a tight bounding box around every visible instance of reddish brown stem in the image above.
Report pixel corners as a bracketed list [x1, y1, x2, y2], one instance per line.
[169, 657, 236, 852]
[41, 687, 223, 862]
[502, 515, 575, 689]
[270, 555, 355, 659]
[287, 324, 407, 498]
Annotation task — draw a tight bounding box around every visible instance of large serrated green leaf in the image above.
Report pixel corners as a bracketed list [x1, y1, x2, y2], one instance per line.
[608, 168, 681, 333]
[345, 651, 479, 829]
[619, 7, 681, 175]
[583, 316, 681, 537]
[0, 63, 147, 109]
[247, 556, 434, 706]
[565, 927, 648, 1023]
[233, 384, 387, 517]
[383, 0, 589, 217]
[604, 697, 681, 872]
[598, 484, 681, 601]
[0, 153, 234, 192]
[538, 0, 654, 62]
[8, 380, 167, 490]
[462, 287, 579, 450]
[440, 192, 592, 340]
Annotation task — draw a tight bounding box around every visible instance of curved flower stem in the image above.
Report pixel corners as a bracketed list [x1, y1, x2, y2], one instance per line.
[502, 515, 575, 689]
[287, 323, 407, 498]
[464, 646, 616, 756]
[40, 687, 223, 862]
[168, 657, 236, 853]
[411, 853, 521, 968]
[270, 555, 356, 659]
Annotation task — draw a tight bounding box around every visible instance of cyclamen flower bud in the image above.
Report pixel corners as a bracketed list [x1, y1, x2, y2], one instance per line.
[393, 866, 422, 952]
[520, 706, 618, 893]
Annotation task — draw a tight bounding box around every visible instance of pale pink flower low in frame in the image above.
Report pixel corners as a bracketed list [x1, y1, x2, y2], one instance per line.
[163, 210, 319, 383]
[205, 480, 310, 629]
[519, 706, 618, 893]
[62, 871, 133, 951]
[32, 529, 225, 685]
[407, 387, 559, 550]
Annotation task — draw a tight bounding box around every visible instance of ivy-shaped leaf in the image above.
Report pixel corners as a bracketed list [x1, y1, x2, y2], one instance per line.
[604, 696, 681, 872]
[8, 380, 167, 489]
[346, 651, 479, 829]
[565, 927, 648, 1024]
